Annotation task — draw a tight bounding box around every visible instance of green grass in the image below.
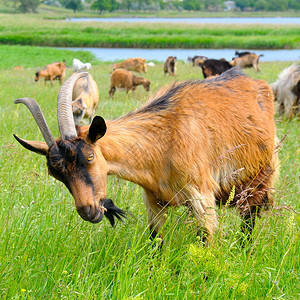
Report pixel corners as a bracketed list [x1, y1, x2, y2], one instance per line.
[0, 50, 299, 298]
[0, 13, 299, 49]
[0, 45, 99, 70]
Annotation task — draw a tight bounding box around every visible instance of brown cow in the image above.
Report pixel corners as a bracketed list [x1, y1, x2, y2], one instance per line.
[109, 69, 150, 97]
[113, 58, 147, 73]
[35, 61, 66, 86]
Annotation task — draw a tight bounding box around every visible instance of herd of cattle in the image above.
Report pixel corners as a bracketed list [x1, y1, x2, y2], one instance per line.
[33, 53, 300, 126]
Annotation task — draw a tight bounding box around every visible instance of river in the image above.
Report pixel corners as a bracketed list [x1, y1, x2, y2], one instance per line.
[64, 17, 299, 62]
[63, 47, 300, 62]
[67, 17, 300, 25]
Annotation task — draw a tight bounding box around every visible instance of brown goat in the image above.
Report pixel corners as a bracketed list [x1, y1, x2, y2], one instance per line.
[72, 73, 99, 125]
[14, 69, 279, 244]
[109, 69, 150, 97]
[229, 53, 263, 72]
[164, 56, 177, 76]
[270, 64, 300, 118]
[35, 61, 66, 86]
[14, 66, 24, 70]
[113, 58, 147, 73]
[199, 59, 232, 79]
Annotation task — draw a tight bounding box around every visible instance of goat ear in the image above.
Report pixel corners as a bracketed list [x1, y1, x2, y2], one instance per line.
[13, 134, 48, 156]
[88, 116, 107, 143]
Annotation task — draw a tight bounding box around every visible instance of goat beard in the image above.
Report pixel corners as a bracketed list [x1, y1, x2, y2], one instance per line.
[101, 198, 126, 227]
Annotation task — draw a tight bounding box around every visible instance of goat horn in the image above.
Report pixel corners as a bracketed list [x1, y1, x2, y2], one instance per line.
[14, 98, 57, 148]
[57, 72, 88, 140]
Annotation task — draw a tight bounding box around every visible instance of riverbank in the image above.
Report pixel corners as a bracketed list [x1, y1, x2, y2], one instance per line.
[0, 13, 299, 49]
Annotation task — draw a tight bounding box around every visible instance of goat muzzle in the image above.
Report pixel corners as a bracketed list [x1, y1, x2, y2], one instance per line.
[76, 205, 104, 223]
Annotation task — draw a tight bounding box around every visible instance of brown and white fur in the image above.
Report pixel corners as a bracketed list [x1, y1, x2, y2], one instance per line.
[72, 73, 99, 125]
[14, 69, 279, 244]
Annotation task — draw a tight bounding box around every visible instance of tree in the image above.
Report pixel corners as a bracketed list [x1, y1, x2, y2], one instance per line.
[254, 0, 268, 10]
[110, 0, 119, 11]
[182, 0, 201, 10]
[62, 0, 83, 13]
[91, 0, 112, 13]
[18, 0, 40, 12]
[266, 0, 288, 11]
[120, 0, 131, 11]
[235, 0, 251, 10]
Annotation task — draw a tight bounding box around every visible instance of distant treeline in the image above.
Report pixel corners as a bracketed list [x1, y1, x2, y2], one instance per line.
[6, 0, 300, 14]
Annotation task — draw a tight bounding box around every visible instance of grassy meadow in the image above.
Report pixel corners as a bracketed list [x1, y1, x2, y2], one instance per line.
[0, 45, 100, 70]
[0, 43, 299, 299]
[0, 13, 299, 49]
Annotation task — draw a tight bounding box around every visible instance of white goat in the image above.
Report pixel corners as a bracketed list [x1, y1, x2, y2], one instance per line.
[270, 64, 300, 118]
[73, 58, 92, 72]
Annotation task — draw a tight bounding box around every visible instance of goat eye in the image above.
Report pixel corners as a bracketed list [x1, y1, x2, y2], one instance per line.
[87, 154, 94, 162]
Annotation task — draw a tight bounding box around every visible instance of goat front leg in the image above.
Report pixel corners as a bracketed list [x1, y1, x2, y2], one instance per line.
[143, 190, 168, 242]
[186, 188, 218, 245]
[284, 94, 297, 118]
[109, 87, 116, 98]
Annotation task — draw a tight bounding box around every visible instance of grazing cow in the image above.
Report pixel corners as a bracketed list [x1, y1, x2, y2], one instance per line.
[199, 59, 232, 78]
[113, 58, 147, 73]
[14, 69, 279, 245]
[73, 58, 91, 72]
[35, 61, 66, 86]
[72, 73, 99, 125]
[109, 69, 150, 97]
[230, 53, 264, 72]
[270, 64, 300, 118]
[164, 56, 177, 76]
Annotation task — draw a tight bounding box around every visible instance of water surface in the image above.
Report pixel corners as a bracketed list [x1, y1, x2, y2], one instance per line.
[63, 47, 300, 62]
[67, 17, 300, 25]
